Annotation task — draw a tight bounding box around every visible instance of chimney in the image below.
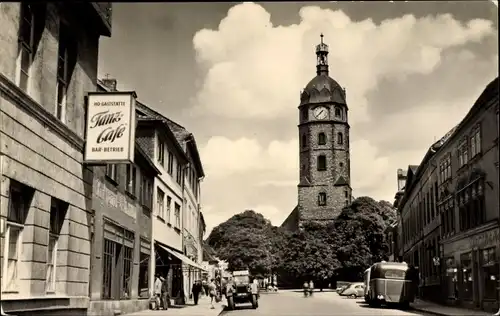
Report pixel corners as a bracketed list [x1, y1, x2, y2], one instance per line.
[101, 78, 117, 91]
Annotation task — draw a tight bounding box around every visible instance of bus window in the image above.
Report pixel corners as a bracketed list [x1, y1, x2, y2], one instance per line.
[384, 269, 406, 279]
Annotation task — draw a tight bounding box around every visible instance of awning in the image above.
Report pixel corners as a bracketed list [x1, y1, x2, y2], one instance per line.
[157, 243, 207, 271]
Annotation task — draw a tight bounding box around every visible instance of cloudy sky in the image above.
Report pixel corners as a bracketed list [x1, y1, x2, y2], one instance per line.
[98, 1, 498, 236]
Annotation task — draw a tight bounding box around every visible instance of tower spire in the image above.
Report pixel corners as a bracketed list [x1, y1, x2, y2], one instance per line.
[315, 33, 329, 76]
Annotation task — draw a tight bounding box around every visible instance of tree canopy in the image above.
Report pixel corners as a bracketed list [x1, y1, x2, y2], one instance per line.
[205, 197, 393, 283]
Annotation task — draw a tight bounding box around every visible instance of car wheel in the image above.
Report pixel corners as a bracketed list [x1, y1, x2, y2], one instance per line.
[350, 294, 357, 299]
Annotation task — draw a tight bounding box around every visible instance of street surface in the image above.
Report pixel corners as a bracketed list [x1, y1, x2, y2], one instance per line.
[221, 290, 434, 316]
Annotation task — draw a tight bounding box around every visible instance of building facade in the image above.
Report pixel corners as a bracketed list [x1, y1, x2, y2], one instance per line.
[0, 2, 111, 314]
[88, 145, 159, 316]
[97, 78, 206, 305]
[399, 77, 499, 312]
[282, 34, 352, 231]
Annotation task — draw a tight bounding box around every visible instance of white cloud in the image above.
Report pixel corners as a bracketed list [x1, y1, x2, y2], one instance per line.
[193, 2, 497, 232]
[192, 2, 494, 124]
[200, 136, 298, 178]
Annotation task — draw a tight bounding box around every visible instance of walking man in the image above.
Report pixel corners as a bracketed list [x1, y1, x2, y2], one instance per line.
[192, 280, 202, 305]
[154, 274, 163, 310]
[208, 279, 217, 309]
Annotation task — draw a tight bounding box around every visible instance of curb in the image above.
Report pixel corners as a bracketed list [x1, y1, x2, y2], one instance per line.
[410, 306, 448, 316]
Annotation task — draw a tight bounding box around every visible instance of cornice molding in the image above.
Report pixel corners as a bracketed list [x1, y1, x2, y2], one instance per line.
[0, 73, 85, 152]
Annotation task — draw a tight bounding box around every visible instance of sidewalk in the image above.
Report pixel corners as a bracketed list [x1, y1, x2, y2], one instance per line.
[124, 295, 224, 316]
[411, 299, 492, 316]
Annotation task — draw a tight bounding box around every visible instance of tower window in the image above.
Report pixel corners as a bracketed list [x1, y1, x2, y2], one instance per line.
[301, 108, 308, 120]
[344, 190, 349, 198]
[335, 107, 341, 118]
[301, 134, 307, 148]
[317, 155, 326, 171]
[318, 192, 327, 206]
[339, 162, 344, 168]
[337, 132, 343, 145]
[318, 132, 326, 145]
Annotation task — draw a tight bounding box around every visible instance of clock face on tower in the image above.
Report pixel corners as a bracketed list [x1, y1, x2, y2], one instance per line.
[313, 106, 329, 120]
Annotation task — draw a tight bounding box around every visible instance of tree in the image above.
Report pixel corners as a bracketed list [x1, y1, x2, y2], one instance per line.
[331, 196, 391, 281]
[280, 226, 340, 285]
[206, 210, 275, 276]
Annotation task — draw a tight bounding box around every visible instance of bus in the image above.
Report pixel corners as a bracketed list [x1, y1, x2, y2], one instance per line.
[367, 261, 416, 309]
[363, 267, 371, 303]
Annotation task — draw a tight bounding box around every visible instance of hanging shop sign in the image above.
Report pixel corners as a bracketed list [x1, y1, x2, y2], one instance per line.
[84, 91, 137, 164]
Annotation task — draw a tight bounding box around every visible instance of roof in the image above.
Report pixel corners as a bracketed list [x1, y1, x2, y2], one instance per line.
[300, 74, 346, 106]
[334, 175, 349, 186]
[398, 76, 498, 210]
[136, 116, 189, 164]
[135, 142, 162, 176]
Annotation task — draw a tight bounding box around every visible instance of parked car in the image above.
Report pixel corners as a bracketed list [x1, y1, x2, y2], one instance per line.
[336, 284, 350, 294]
[339, 282, 365, 298]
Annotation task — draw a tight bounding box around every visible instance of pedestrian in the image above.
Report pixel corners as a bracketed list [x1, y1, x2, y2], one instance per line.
[161, 274, 169, 310]
[309, 280, 314, 296]
[208, 279, 217, 309]
[303, 280, 309, 297]
[192, 280, 202, 305]
[154, 274, 163, 310]
[202, 279, 208, 296]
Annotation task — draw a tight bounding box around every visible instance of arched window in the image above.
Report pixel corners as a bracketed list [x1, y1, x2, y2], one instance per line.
[318, 192, 327, 206]
[335, 107, 342, 118]
[301, 134, 307, 148]
[318, 132, 326, 145]
[337, 132, 343, 145]
[317, 155, 326, 171]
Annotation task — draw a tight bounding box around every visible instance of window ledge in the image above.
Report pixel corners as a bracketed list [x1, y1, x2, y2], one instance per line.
[174, 227, 181, 234]
[105, 175, 118, 186]
[125, 191, 136, 200]
[167, 222, 172, 228]
[157, 216, 166, 223]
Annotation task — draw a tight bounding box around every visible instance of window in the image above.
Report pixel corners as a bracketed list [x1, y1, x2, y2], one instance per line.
[344, 190, 348, 198]
[157, 140, 165, 166]
[138, 240, 151, 299]
[174, 203, 181, 228]
[439, 154, 452, 184]
[337, 132, 343, 145]
[440, 198, 455, 237]
[301, 108, 308, 120]
[334, 107, 341, 118]
[2, 184, 31, 292]
[318, 192, 327, 206]
[47, 198, 67, 292]
[301, 134, 307, 148]
[461, 252, 473, 300]
[458, 179, 484, 231]
[457, 138, 468, 168]
[317, 155, 326, 171]
[157, 189, 165, 219]
[176, 163, 183, 184]
[167, 152, 174, 174]
[470, 126, 481, 158]
[126, 164, 137, 195]
[482, 247, 498, 300]
[339, 162, 344, 168]
[17, 3, 35, 92]
[318, 132, 326, 145]
[56, 23, 74, 122]
[166, 196, 172, 222]
[139, 174, 153, 209]
[344, 200, 349, 207]
[102, 223, 134, 300]
[105, 164, 118, 183]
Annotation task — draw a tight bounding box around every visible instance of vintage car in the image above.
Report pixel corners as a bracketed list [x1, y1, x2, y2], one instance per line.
[226, 270, 259, 310]
[339, 282, 365, 298]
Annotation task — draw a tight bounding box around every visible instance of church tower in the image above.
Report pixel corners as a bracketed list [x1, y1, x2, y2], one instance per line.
[297, 34, 352, 228]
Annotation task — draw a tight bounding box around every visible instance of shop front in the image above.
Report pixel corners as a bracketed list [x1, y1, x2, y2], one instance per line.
[442, 224, 499, 312]
[154, 242, 206, 305]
